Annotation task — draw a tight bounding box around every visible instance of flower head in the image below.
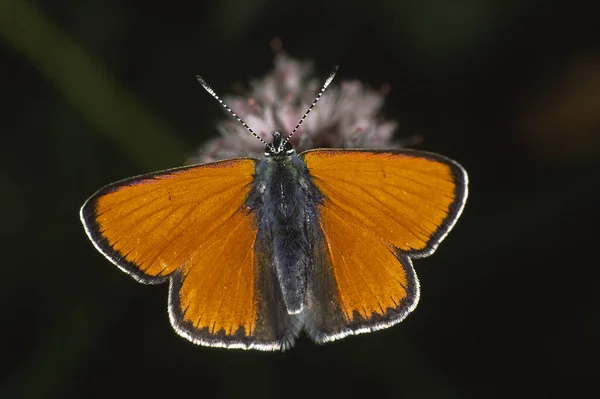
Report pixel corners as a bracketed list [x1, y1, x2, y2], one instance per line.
[190, 52, 401, 163]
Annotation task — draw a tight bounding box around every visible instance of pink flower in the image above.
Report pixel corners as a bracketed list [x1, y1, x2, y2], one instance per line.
[189, 52, 401, 163]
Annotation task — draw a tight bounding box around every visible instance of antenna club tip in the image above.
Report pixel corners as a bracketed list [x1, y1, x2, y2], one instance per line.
[322, 65, 339, 89]
[196, 75, 216, 96]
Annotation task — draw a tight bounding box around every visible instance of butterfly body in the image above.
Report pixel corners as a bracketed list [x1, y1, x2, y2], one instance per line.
[247, 133, 323, 315]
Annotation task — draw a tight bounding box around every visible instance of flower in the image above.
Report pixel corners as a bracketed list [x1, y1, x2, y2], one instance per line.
[189, 52, 401, 163]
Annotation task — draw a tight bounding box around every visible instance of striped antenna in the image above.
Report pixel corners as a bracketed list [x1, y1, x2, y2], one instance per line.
[283, 65, 339, 146]
[196, 75, 268, 146]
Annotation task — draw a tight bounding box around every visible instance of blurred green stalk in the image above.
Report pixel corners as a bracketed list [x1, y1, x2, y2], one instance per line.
[0, 0, 186, 169]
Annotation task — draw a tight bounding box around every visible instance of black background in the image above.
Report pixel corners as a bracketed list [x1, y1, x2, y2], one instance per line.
[2, 1, 598, 398]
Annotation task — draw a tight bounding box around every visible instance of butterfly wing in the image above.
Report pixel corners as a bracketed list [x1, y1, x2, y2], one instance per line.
[300, 149, 468, 340]
[80, 158, 298, 350]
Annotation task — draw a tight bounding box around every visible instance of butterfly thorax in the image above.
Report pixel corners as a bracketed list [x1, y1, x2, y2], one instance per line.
[246, 132, 323, 315]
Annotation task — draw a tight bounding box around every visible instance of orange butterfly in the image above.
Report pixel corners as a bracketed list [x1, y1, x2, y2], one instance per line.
[80, 66, 468, 351]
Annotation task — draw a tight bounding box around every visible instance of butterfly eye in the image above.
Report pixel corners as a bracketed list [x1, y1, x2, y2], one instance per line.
[282, 140, 294, 154]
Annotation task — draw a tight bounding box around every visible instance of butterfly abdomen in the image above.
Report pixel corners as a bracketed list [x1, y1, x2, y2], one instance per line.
[248, 153, 322, 315]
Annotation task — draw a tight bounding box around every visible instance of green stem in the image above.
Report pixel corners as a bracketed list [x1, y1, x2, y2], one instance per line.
[0, 0, 186, 169]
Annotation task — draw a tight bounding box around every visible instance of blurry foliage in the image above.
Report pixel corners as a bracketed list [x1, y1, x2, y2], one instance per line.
[519, 55, 600, 164]
[0, 0, 185, 170]
[385, 0, 536, 70]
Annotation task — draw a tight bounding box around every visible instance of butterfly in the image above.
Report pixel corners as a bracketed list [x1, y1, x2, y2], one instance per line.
[80, 66, 468, 351]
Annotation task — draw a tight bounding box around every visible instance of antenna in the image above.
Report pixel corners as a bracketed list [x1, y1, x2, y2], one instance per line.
[196, 75, 268, 146]
[283, 65, 339, 147]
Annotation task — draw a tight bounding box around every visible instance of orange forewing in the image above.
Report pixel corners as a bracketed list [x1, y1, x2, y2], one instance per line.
[82, 159, 261, 338]
[92, 159, 255, 277]
[303, 149, 462, 255]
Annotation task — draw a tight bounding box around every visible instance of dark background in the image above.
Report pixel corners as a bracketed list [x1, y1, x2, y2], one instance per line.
[2, 0, 598, 398]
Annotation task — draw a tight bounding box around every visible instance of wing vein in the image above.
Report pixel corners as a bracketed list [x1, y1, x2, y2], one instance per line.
[210, 218, 255, 334]
[318, 179, 424, 244]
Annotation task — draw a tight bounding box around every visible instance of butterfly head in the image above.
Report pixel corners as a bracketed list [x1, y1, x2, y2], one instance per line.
[266, 132, 294, 156]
